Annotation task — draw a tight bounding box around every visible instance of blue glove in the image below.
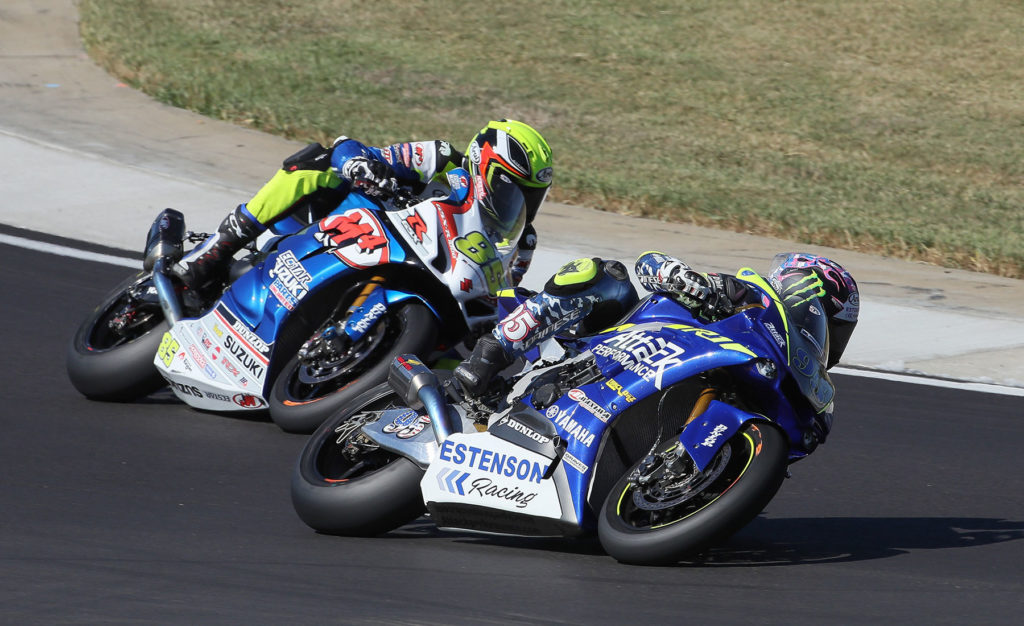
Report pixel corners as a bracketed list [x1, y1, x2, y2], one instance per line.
[636, 252, 711, 308]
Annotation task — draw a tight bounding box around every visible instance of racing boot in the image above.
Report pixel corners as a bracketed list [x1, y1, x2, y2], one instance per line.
[174, 204, 264, 300]
[453, 334, 514, 397]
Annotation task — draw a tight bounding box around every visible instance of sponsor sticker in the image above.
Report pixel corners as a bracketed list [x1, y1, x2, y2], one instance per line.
[435, 439, 545, 510]
[438, 439, 548, 484]
[700, 424, 729, 448]
[224, 334, 266, 379]
[423, 433, 561, 518]
[232, 394, 266, 409]
[605, 379, 636, 404]
[567, 388, 611, 423]
[495, 415, 552, 445]
[561, 451, 589, 474]
[547, 399, 597, 447]
[382, 410, 431, 439]
[268, 250, 312, 311]
[316, 209, 390, 269]
[215, 306, 271, 360]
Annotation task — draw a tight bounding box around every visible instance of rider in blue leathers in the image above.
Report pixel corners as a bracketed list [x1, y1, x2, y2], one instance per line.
[454, 251, 860, 398]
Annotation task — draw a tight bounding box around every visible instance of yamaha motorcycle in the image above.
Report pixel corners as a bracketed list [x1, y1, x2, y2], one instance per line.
[67, 168, 516, 432]
[291, 270, 838, 564]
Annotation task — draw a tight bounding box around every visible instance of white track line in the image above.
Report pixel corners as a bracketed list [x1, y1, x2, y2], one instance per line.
[0, 232, 141, 269]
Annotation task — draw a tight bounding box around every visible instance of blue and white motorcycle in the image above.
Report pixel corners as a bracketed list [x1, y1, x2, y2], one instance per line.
[67, 168, 521, 432]
[291, 271, 837, 564]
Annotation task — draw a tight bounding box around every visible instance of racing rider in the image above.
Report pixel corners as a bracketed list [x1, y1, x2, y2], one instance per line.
[453, 251, 860, 395]
[174, 119, 554, 295]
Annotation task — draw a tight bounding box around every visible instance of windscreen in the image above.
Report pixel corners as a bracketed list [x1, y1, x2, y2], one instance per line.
[780, 294, 835, 412]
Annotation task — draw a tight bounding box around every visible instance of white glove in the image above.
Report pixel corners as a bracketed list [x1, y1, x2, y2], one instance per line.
[663, 264, 712, 307]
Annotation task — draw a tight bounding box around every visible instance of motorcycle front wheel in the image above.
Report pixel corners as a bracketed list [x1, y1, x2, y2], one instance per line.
[598, 421, 788, 565]
[268, 298, 438, 433]
[290, 383, 426, 536]
[66, 271, 169, 401]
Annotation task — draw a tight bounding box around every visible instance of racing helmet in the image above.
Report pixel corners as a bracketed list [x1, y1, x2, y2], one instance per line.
[466, 120, 553, 243]
[768, 253, 860, 369]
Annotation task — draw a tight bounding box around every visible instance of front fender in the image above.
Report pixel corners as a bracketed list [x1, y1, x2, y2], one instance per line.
[679, 400, 769, 471]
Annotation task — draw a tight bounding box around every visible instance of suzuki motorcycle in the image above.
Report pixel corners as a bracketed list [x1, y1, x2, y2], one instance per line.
[291, 270, 838, 564]
[67, 168, 517, 432]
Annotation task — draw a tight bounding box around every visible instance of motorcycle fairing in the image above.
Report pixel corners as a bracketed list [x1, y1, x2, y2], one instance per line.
[384, 170, 517, 332]
[525, 296, 773, 523]
[359, 406, 461, 469]
[153, 176, 516, 410]
[154, 196, 409, 408]
[153, 317, 269, 411]
[216, 199, 409, 338]
[420, 431, 581, 534]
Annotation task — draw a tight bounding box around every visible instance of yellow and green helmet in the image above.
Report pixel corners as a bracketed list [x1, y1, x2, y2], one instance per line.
[466, 119, 553, 223]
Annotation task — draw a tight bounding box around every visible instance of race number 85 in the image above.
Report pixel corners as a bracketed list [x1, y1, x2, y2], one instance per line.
[454, 231, 504, 295]
[158, 332, 179, 367]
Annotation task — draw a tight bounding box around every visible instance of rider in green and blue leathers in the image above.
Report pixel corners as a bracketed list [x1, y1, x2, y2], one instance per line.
[174, 120, 553, 295]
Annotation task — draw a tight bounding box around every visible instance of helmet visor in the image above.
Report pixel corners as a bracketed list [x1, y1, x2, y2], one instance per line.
[520, 184, 549, 222]
[481, 172, 527, 246]
[827, 319, 856, 368]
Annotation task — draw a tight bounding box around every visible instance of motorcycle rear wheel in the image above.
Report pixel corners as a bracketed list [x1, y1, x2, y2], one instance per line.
[598, 421, 788, 565]
[66, 271, 169, 401]
[290, 383, 426, 536]
[268, 298, 438, 433]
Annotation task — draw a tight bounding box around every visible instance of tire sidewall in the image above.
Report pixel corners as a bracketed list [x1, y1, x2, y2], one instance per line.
[66, 271, 169, 401]
[291, 383, 426, 536]
[598, 421, 789, 565]
[268, 300, 439, 433]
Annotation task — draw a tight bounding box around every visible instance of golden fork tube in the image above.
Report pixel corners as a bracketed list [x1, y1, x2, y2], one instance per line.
[683, 388, 718, 427]
[348, 275, 385, 311]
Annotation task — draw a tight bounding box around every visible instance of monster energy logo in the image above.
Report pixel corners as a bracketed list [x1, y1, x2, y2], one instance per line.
[782, 274, 825, 306]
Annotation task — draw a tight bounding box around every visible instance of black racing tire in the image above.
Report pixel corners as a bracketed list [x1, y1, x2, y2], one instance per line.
[268, 300, 438, 434]
[66, 271, 169, 401]
[598, 421, 789, 565]
[291, 383, 426, 536]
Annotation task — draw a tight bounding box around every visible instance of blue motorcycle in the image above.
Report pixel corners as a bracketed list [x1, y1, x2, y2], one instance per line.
[290, 268, 837, 563]
[67, 168, 520, 432]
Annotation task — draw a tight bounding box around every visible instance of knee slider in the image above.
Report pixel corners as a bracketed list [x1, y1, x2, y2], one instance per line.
[545, 257, 603, 296]
[544, 258, 638, 334]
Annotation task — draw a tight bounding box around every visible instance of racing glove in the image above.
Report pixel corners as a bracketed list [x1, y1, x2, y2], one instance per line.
[340, 156, 398, 197]
[635, 252, 712, 309]
[666, 266, 714, 308]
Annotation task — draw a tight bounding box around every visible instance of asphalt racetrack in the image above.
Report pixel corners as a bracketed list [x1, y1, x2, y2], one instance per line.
[1, 236, 1022, 624]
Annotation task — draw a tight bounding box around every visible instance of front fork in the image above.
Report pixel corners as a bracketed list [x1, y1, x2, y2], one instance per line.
[635, 387, 718, 481]
[297, 276, 385, 360]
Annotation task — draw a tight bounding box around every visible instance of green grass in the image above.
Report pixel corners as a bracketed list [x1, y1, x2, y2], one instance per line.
[79, 0, 1024, 277]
